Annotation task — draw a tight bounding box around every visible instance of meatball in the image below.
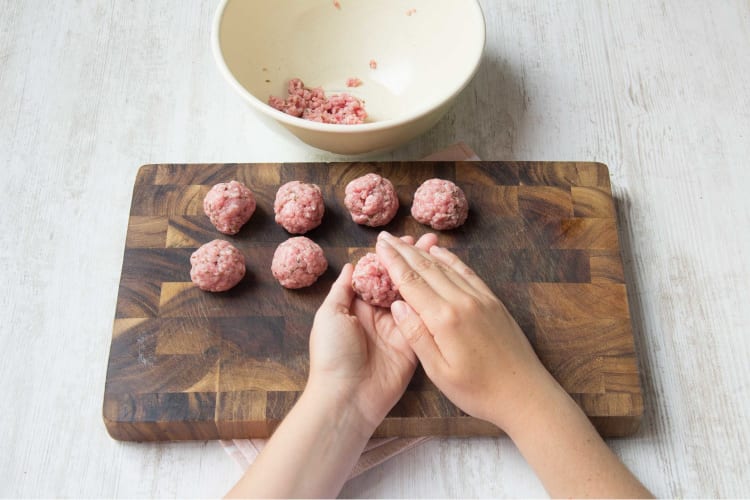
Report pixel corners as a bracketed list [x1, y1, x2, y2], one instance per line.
[203, 180, 256, 235]
[190, 239, 245, 292]
[352, 252, 399, 308]
[271, 237, 328, 289]
[411, 178, 469, 230]
[274, 181, 325, 234]
[344, 173, 399, 227]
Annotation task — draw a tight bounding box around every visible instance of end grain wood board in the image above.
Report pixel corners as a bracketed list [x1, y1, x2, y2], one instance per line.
[103, 161, 643, 441]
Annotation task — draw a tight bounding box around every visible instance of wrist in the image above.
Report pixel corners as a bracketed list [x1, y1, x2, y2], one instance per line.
[488, 366, 565, 434]
[302, 377, 378, 441]
[235, 376, 376, 498]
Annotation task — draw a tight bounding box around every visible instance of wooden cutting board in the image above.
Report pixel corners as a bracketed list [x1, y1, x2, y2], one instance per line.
[103, 161, 643, 441]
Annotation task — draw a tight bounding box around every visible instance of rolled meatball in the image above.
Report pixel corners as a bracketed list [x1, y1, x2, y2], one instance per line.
[344, 173, 399, 227]
[411, 178, 469, 230]
[271, 236, 328, 289]
[274, 181, 325, 234]
[352, 252, 399, 308]
[203, 180, 256, 235]
[190, 239, 245, 292]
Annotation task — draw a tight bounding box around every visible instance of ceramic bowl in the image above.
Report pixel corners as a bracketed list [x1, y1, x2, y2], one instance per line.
[212, 0, 485, 155]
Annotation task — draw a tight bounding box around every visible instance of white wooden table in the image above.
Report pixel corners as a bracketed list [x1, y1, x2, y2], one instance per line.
[2, 0, 749, 497]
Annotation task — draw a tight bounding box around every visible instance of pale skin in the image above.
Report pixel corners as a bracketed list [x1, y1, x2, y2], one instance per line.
[226, 231, 652, 499]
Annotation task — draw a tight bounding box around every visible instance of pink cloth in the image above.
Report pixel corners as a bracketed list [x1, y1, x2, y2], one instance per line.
[221, 142, 480, 479]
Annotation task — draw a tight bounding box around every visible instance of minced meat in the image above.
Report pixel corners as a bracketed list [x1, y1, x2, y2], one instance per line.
[268, 78, 366, 125]
[203, 180, 256, 235]
[351, 252, 399, 307]
[190, 239, 246, 292]
[344, 173, 399, 227]
[271, 236, 328, 289]
[274, 180, 325, 234]
[411, 178, 469, 230]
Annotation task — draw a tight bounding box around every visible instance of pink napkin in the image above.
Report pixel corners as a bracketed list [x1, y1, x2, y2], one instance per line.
[221, 142, 480, 479]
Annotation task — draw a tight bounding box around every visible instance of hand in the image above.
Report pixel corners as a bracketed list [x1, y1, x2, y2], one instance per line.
[228, 235, 435, 499]
[375, 231, 555, 430]
[308, 233, 438, 433]
[231, 231, 651, 499]
[376, 232, 653, 498]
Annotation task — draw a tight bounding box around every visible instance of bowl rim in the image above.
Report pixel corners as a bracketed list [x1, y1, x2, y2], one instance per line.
[211, 0, 486, 134]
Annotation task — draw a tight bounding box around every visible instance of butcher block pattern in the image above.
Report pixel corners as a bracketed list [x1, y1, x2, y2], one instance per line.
[103, 162, 643, 441]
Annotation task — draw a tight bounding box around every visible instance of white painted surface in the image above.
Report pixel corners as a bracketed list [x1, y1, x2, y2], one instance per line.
[1, 0, 748, 497]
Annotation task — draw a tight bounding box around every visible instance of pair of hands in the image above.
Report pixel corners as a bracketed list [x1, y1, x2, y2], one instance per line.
[307, 231, 549, 433]
[256, 231, 652, 499]
[231, 230, 652, 498]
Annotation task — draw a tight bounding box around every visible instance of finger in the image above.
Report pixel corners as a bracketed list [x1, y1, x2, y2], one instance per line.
[391, 300, 445, 374]
[414, 232, 438, 252]
[429, 245, 495, 296]
[400, 235, 415, 245]
[377, 232, 470, 303]
[351, 298, 416, 365]
[386, 232, 480, 299]
[375, 237, 449, 312]
[320, 263, 355, 314]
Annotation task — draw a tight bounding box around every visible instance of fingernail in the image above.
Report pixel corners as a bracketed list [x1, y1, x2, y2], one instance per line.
[378, 230, 393, 240]
[430, 245, 445, 254]
[391, 300, 407, 323]
[376, 238, 390, 249]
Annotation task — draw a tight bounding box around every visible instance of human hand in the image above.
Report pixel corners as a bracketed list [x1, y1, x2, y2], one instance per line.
[375, 231, 556, 431]
[307, 234, 438, 434]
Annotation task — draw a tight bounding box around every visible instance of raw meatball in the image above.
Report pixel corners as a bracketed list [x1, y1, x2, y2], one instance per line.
[190, 239, 245, 292]
[344, 173, 399, 227]
[411, 178, 469, 230]
[274, 181, 325, 234]
[271, 237, 328, 289]
[203, 180, 256, 235]
[352, 252, 399, 308]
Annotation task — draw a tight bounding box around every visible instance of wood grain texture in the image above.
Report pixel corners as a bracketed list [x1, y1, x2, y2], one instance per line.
[104, 161, 642, 440]
[2, 0, 749, 497]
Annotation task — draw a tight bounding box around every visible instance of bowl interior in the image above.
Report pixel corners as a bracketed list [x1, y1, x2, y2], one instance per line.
[217, 0, 484, 124]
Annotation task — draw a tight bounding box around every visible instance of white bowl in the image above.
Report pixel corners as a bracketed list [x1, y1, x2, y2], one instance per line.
[211, 0, 485, 155]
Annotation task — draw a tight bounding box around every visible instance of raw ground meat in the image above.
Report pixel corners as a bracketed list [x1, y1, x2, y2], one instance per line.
[352, 252, 399, 307]
[190, 239, 245, 292]
[344, 173, 399, 227]
[346, 77, 363, 88]
[274, 181, 325, 234]
[203, 180, 256, 235]
[411, 178, 469, 230]
[268, 78, 367, 125]
[271, 237, 328, 289]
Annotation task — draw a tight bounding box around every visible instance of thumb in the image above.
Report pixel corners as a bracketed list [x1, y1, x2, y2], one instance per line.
[391, 300, 445, 374]
[320, 263, 355, 314]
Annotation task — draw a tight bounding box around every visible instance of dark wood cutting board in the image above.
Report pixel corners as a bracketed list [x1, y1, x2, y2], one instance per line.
[103, 161, 643, 441]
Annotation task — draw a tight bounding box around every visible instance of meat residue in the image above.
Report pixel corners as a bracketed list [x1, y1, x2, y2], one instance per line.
[346, 77, 363, 88]
[333, 0, 341, 9]
[268, 78, 367, 125]
[406, 8, 417, 16]
[369, 59, 378, 69]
